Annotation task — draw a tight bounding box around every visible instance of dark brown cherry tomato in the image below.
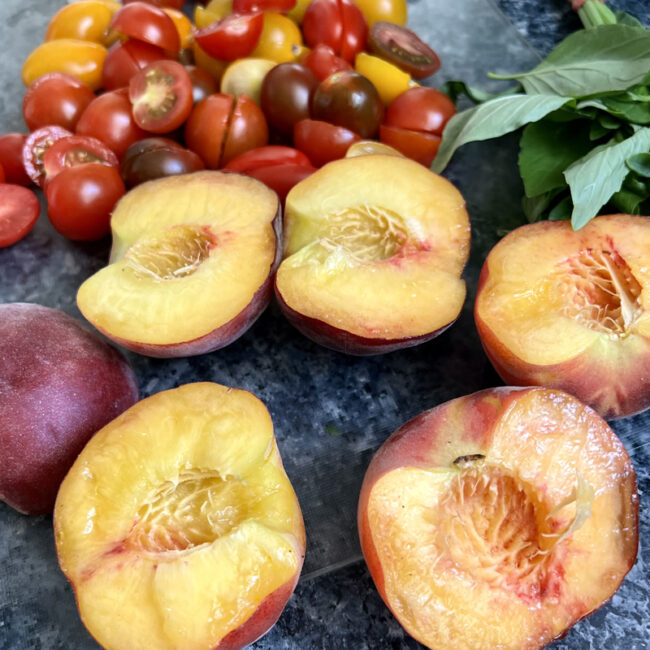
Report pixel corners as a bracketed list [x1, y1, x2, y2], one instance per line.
[247, 163, 316, 201]
[310, 70, 384, 139]
[222, 94, 269, 165]
[0, 134, 31, 186]
[102, 39, 168, 91]
[233, 0, 296, 12]
[260, 63, 319, 136]
[45, 163, 126, 241]
[0, 184, 41, 247]
[185, 65, 218, 103]
[302, 44, 352, 81]
[76, 88, 149, 158]
[302, 0, 367, 62]
[293, 119, 361, 167]
[110, 2, 180, 54]
[368, 22, 441, 79]
[129, 60, 194, 133]
[379, 124, 441, 167]
[22, 73, 95, 132]
[23, 126, 73, 187]
[224, 145, 312, 172]
[194, 13, 264, 62]
[42, 135, 119, 185]
[384, 87, 456, 136]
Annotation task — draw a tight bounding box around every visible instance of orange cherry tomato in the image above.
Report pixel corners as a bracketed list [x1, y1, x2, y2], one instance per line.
[45, 1, 114, 44]
[22, 39, 107, 91]
[111, 2, 180, 54]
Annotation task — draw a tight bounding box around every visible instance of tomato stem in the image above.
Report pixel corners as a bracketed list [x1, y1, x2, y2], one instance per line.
[574, 0, 617, 28]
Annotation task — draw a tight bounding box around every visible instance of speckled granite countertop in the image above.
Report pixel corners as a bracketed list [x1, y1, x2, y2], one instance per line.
[1, 1, 649, 649]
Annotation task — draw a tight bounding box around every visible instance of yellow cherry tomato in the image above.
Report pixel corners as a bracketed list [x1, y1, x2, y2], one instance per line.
[250, 13, 303, 64]
[355, 52, 414, 105]
[192, 40, 228, 82]
[288, 0, 312, 23]
[194, 6, 221, 29]
[163, 8, 193, 50]
[346, 140, 405, 158]
[352, 0, 407, 27]
[220, 58, 276, 105]
[45, 1, 114, 44]
[206, 0, 234, 18]
[67, 0, 121, 12]
[22, 39, 107, 91]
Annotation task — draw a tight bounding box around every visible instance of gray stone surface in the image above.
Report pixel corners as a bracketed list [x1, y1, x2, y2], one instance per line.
[0, 0, 649, 648]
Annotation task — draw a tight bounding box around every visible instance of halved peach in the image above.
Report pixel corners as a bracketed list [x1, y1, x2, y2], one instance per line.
[77, 171, 281, 357]
[275, 154, 470, 355]
[475, 215, 650, 419]
[358, 386, 638, 649]
[54, 382, 305, 650]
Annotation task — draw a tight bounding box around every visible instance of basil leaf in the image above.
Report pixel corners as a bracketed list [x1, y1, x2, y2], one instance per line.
[489, 25, 650, 97]
[626, 152, 650, 177]
[611, 188, 646, 213]
[602, 96, 650, 124]
[518, 120, 593, 196]
[615, 10, 645, 28]
[439, 80, 501, 104]
[432, 94, 571, 173]
[522, 189, 564, 223]
[548, 196, 573, 221]
[565, 127, 650, 229]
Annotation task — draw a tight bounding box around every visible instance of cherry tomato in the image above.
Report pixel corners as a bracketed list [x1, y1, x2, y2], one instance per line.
[293, 119, 361, 167]
[102, 39, 168, 91]
[368, 22, 441, 79]
[122, 138, 205, 187]
[260, 63, 318, 135]
[76, 88, 149, 158]
[45, 163, 125, 241]
[129, 60, 193, 133]
[0, 184, 41, 248]
[110, 2, 180, 54]
[205, 0, 234, 16]
[184, 94, 233, 168]
[250, 12, 303, 63]
[162, 8, 193, 50]
[22, 39, 107, 91]
[222, 95, 269, 165]
[247, 163, 316, 201]
[22, 73, 95, 132]
[194, 5, 225, 29]
[233, 0, 296, 12]
[224, 145, 312, 172]
[354, 52, 413, 105]
[384, 87, 456, 136]
[0, 165, 4, 184]
[288, 0, 311, 23]
[194, 13, 264, 62]
[192, 41, 228, 82]
[45, 1, 114, 43]
[42, 135, 119, 185]
[0, 134, 31, 186]
[379, 124, 441, 167]
[352, 0, 407, 27]
[220, 58, 276, 105]
[311, 70, 384, 139]
[302, 44, 352, 81]
[302, 0, 367, 62]
[123, 0, 185, 7]
[23, 126, 73, 187]
[185, 65, 219, 103]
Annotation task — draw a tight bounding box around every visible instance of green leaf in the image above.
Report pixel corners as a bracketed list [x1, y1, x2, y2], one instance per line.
[615, 10, 645, 28]
[438, 80, 505, 104]
[432, 94, 571, 173]
[626, 152, 650, 177]
[489, 25, 650, 97]
[601, 96, 650, 124]
[610, 188, 646, 213]
[522, 192, 554, 223]
[548, 196, 573, 221]
[518, 120, 593, 196]
[564, 127, 650, 229]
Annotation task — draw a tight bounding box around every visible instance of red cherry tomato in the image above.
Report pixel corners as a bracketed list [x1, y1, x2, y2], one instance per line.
[0, 134, 31, 186]
[222, 94, 269, 165]
[45, 163, 126, 241]
[111, 2, 180, 53]
[384, 87, 456, 136]
[129, 60, 193, 133]
[0, 165, 4, 184]
[0, 184, 41, 247]
[102, 39, 168, 91]
[233, 0, 296, 12]
[379, 124, 441, 167]
[22, 73, 95, 132]
[185, 94, 233, 169]
[23, 126, 73, 187]
[248, 163, 316, 201]
[302, 0, 367, 62]
[42, 135, 119, 185]
[293, 119, 361, 167]
[124, 0, 185, 8]
[194, 13, 264, 62]
[302, 44, 352, 81]
[76, 88, 149, 158]
[224, 145, 312, 172]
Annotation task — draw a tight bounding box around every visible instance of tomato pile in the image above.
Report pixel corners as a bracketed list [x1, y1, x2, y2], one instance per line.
[0, 0, 456, 246]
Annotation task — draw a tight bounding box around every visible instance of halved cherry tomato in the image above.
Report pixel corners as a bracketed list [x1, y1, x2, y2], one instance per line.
[0, 165, 4, 184]
[111, 2, 180, 54]
[233, 0, 296, 12]
[384, 87, 456, 136]
[354, 52, 413, 105]
[302, 0, 367, 62]
[22, 39, 107, 91]
[247, 163, 316, 201]
[250, 12, 303, 63]
[224, 145, 311, 172]
[302, 44, 352, 81]
[0, 134, 31, 186]
[102, 39, 168, 91]
[42, 135, 119, 185]
[129, 60, 194, 133]
[186, 65, 219, 103]
[45, 1, 114, 43]
[23, 126, 73, 187]
[293, 119, 361, 167]
[184, 94, 233, 169]
[222, 94, 269, 165]
[379, 124, 441, 167]
[76, 88, 149, 158]
[45, 163, 126, 241]
[194, 12, 264, 62]
[22, 73, 95, 132]
[0, 184, 41, 247]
